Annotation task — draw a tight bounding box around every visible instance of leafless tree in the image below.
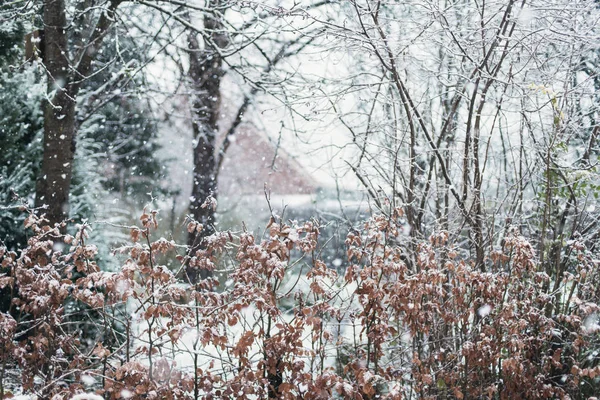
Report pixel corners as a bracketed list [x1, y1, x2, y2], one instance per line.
[154, 0, 332, 282]
[30, 0, 329, 265]
[302, 0, 600, 275]
[35, 0, 123, 229]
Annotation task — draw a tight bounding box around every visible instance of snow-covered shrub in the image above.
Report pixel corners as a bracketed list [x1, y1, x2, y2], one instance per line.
[0, 206, 599, 399]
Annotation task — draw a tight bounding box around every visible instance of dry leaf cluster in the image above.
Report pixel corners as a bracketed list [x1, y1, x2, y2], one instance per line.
[0, 207, 599, 399]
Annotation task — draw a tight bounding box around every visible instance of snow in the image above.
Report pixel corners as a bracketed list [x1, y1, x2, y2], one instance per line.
[477, 304, 492, 318]
[71, 394, 104, 400]
[3, 0, 600, 396]
[583, 314, 600, 333]
[81, 374, 96, 386]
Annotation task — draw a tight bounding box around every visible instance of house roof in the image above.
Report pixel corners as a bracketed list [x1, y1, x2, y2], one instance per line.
[218, 125, 317, 198]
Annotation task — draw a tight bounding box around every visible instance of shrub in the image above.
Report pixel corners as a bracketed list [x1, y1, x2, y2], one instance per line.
[0, 207, 599, 399]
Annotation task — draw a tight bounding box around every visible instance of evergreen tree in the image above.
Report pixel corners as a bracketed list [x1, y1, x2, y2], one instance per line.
[0, 10, 44, 250]
[0, 11, 166, 253]
[77, 32, 166, 203]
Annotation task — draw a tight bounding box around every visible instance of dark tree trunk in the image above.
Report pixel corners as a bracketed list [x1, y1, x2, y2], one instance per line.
[35, 0, 120, 229]
[185, 2, 229, 283]
[35, 0, 76, 228]
[36, 98, 77, 228]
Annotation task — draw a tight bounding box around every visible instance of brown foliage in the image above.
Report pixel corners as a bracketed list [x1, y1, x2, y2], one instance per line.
[1, 207, 599, 399]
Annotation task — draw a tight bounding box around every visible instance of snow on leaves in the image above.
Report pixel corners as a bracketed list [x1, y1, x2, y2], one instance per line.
[0, 206, 599, 398]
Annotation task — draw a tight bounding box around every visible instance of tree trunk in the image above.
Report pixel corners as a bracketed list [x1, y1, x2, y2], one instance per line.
[36, 100, 77, 228]
[185, 2, 229, 283]
[35, 0, 76, 229]
[36, 0, 120, 229]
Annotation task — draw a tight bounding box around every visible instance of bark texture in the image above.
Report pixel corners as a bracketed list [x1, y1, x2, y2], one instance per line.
[36, 0, 75, 227]
[186, 2, 229, 283]
[36, 0, 120, 229]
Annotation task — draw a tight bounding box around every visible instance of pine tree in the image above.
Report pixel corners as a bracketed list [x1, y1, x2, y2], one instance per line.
[0, 12, 44, 250]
